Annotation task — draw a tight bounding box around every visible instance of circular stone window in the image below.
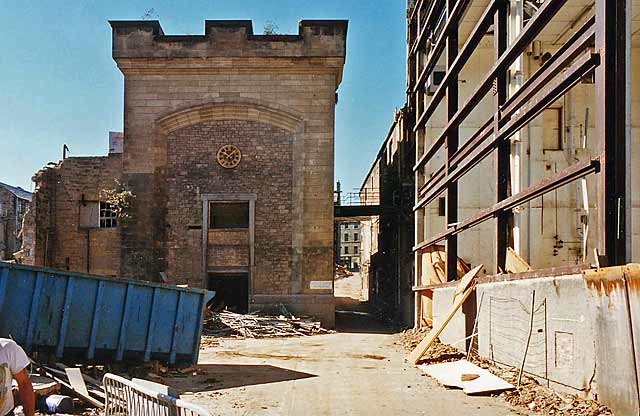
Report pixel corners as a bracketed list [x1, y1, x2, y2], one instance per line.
[216, 144, 242, 169]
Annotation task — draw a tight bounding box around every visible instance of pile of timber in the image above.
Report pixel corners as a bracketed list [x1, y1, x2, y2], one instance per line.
[203, 310, 332, 338]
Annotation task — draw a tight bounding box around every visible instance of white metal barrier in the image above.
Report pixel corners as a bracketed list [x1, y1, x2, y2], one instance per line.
[103, 373, 211, 416]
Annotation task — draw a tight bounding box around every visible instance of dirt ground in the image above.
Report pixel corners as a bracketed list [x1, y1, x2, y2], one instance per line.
[162, 273, 526, 415]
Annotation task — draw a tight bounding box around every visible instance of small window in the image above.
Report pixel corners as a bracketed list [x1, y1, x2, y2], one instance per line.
[343, 233, 349, 242]
[353, 233, 358, 241]
[99, 202, 117, 228]
[438, 197, 446, 217]
[354, 246, 359, 254]
[210, 202, 249, 229]
[344, 246, 349, 255]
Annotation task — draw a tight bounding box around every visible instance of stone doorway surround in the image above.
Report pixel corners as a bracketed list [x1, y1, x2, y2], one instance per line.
[201, 193, 256, 301]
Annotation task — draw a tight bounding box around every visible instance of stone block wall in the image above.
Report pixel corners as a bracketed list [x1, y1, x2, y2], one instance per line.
[27, 155, 123, 276]
[107, 20, 346, 326]
[21, 19, 346, 327]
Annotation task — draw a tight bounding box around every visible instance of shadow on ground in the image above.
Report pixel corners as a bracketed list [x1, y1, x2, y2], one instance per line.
[334, 296, 395, 335]
[165, 363, 316, 393]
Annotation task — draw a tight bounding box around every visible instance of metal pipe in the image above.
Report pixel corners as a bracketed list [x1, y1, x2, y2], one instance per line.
[510, 0, 524, 255]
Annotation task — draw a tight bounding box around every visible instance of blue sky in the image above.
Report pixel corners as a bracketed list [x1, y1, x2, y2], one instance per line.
[0, 0, 406, 194]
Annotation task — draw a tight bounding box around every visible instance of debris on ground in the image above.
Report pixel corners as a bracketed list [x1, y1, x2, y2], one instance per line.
[27, 359, 106, 415]
[419, 359, 514, 395]
[203, 309, 333, 338]
[335, 264, 353, 279]
[399, 328, 612, 415]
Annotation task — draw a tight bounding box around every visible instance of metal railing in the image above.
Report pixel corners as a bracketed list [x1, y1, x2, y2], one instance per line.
[104, 373, 211, 416]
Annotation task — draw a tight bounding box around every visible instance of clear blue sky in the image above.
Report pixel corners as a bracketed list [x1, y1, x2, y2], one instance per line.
[0, 1, 406, 194]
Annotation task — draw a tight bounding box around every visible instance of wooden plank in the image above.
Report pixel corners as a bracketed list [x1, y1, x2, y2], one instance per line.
[505, 247, 532, 273]
[32, 362, 103, 408]
[408, 283, 477, 364]
[452, 265, 483, 304]
[31, 376, 61, 397]
[55, 363, 103, 388]
[66, 368, 91, 398]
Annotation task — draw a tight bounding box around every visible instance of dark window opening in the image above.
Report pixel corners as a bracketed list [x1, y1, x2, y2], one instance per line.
[99, 202, 117, 228]
[207, 273, 249, 313]
[209, 202, 249, 229]
[438, 197, 446, 217]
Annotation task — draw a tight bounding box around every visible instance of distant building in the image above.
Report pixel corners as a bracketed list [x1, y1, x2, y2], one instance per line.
[359, 108, 414, 325]
[338, 221, 360, 270]
[0, 182, 32, 260]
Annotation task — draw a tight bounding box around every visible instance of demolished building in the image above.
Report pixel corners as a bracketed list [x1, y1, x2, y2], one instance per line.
[0, 182, 31, 261]
[22, 19, 348, 327]
[360, 0, 640, 412]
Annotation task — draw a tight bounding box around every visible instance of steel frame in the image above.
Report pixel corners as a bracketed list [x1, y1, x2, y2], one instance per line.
[408, 0, 630, 280]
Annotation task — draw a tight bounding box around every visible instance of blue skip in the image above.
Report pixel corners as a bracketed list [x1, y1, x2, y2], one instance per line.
[0, 262, 214, 364]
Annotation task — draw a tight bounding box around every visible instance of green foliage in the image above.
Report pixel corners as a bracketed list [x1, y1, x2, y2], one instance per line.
[101, 180, 135, 220]
[263, 20, 280, 35]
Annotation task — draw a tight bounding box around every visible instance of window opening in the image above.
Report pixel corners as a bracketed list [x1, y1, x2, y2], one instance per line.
[99, 202, 117, 228]
[209, 202, 249, 229]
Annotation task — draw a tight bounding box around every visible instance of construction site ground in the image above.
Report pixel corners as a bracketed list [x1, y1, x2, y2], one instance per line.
[165, 273, 525, 416]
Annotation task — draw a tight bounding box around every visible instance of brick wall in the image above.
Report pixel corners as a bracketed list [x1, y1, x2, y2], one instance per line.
[0, 188, 18, 260]
[27, 155, 123, 277]
[166, 119, 294, 294]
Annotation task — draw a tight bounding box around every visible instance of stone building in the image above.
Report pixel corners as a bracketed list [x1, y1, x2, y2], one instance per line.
[359, 108, 414, 325]
[24, 19, 348, 326]
[0, 182, 31, 260]
[338, 221, 360, 270]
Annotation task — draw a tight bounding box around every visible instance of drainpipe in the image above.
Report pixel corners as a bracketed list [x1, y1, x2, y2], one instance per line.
[510, 0, 524, 254]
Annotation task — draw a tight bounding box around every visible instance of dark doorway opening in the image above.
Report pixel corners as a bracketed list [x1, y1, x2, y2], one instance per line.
[207, 273, 249, 313]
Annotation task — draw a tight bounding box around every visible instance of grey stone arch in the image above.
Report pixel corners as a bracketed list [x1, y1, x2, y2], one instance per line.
[155, 97, 306, 292]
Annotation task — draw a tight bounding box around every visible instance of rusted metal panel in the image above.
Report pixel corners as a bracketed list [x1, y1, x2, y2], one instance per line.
[584, 265, 640, 415]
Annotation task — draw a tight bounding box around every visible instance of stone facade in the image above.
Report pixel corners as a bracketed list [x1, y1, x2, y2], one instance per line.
[0, 183, 31, 261]
[25, 20, 347, 327]
[24, 155, 123, 276]
[359, 109, 415, 326]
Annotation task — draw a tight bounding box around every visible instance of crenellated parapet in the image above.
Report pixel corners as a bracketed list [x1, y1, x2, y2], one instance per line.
[109, 19, 348, 60]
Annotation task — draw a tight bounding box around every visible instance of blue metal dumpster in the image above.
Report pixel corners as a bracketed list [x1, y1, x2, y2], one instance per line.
[0, 262, 213, 364]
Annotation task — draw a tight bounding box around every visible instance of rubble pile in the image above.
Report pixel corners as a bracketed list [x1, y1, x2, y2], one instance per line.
[335, 264, 353, 279]
[399, 328, 612, 416]
[400, 327, 465, 364]
[203, 310, 332, 338]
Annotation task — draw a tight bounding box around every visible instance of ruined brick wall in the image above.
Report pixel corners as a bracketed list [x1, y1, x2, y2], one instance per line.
[166, 119, 293, 293]
[0, 188, 17, 260]
[27, 156, 123, 276]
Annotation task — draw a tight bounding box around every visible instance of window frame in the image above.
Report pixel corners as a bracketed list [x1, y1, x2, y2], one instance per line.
[99, 201, 117, 229]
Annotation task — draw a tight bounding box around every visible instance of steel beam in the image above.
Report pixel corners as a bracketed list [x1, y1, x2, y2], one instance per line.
[595, 0, 631, 265]
[415, 159, 600, 250]
[415, 51, 599, 210]
[413, 0, 498, 129]
[411, 0, 474, 93]
[414, 0, 568, 166]
[494, 1, 510, 273]
[445, 0, 459, 281]
[415, 21, 593, 186]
